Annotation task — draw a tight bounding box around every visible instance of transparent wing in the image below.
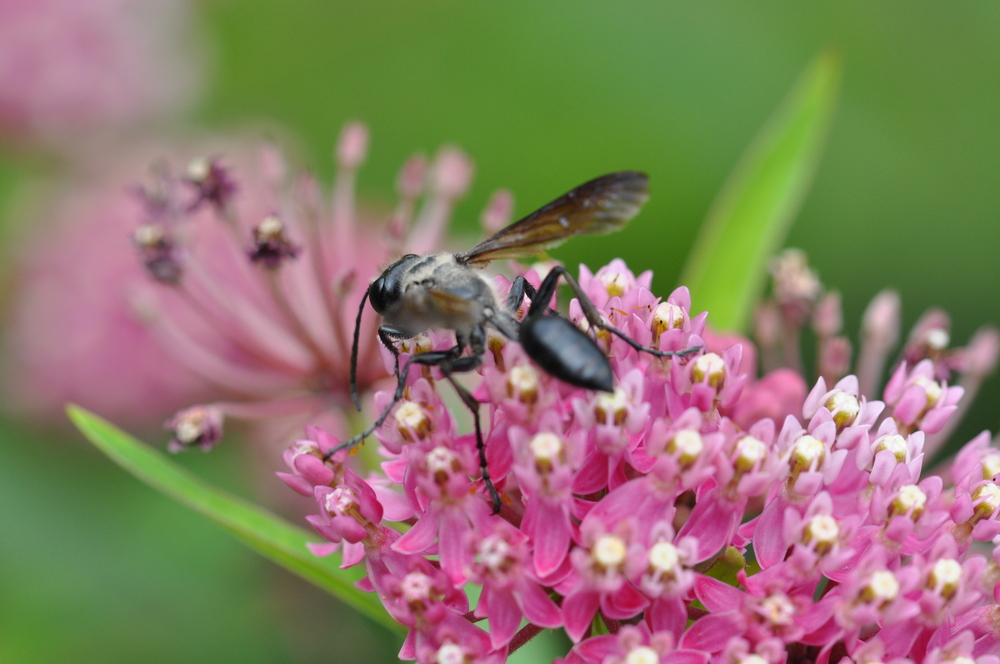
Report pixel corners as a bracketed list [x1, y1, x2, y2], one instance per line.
[455, 171, 649, 267]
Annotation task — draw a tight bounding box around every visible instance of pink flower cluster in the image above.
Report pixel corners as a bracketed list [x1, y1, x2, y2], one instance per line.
[282, 259, 1000, 664]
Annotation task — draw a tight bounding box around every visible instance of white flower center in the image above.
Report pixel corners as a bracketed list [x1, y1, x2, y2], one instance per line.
[479, 536, 512, 571]
[972, 482, 1000, 518]
[803, 514, 839, 553]
[691, 353, 726, 388]
[890, 484, 927, 520]
[507, 365, 540, 403]
[861, 570, 899, 606]
[594, 387, 629, 426]
[983, 453, 1000, 479]
[326, 487, 358, 516]
[825, 390, 860, 428]
[734, 436, 767, 473]
[529, 432, 564, 463]
[625, 646, 660, 664]
[651, 302, 685, 335]
[759, 593, 795, 626]
[875, 434, 908, 462]
[401, 572, 433, 602]
[648, 542, 679, 575]
[395, 401, 431, 441]
[913, 376, 943, 408]
[928, 558, 962, 599]
[592, 535, 627, 568]
[789, 435, 825, 473]
[741, 656, 769, 664]
[435, 643, 465, 664]
[427, 447, 457, 474]
[667, 430, 703, 467]
[600, 271, 630, 297]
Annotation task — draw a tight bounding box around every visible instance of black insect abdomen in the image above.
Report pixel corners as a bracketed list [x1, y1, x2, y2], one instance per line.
[518, 315, 613, 392]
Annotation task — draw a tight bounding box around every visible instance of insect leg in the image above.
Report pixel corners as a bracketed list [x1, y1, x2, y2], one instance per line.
[504, 275, 558, 317]
[324, 347, 462, 460]
[440, 354, 500, 513]
[378, 325, 414, 381]
[528, 266, 699, 360]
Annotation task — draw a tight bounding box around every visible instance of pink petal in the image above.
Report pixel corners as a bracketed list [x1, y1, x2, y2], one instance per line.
[563, 589, 601, 642]
[533, 500, 572, 577]
[694, 574, 745, 613]
[516, 579, 564, 628]
[680, 611, 745, 652]
[391, 508, 438, 554]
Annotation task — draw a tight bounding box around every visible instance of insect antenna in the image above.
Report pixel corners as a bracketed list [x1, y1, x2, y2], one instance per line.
[349, 285, 370, 411]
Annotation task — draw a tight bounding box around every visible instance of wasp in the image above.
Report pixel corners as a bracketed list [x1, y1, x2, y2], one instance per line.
[328, 171, 697, 511]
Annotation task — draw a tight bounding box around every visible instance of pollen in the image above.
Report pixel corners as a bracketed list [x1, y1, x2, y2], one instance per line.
[666, 430, 704, 468]
[691, 353, 726, 389]
[875, 434, 909, 462]
[594, 387, 630, 426]
[395, 401, 432, 441]
[889, 484, 927, 520]
[927, 558, 963, 600]
[860, 570, 899, 607]
[625, 646, 660, 664]
[506, 365, 540, 404]
[802, 514, 839, 554]
[824, 390, 861, 428]
[592, 535, 627, 568]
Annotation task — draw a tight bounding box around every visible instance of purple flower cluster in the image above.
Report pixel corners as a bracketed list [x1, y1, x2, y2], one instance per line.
[281, 257, 1000, 664]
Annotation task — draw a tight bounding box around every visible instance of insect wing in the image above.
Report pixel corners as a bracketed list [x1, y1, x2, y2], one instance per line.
[455, 171, 649, 267]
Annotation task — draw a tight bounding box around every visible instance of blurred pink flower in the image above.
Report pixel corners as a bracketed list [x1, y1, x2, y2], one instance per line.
[0, 0, 202, 145]
[2, 124, 496, 436]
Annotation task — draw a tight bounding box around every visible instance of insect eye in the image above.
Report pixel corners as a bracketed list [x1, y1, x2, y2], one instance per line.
[368, 277, 389, 314]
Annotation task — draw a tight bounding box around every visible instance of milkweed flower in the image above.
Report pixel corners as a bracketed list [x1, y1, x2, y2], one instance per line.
[2, 124, 500, 446]
[282, 249, 1000, 664]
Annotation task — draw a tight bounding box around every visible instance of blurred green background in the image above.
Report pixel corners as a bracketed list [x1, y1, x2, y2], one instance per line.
[3, 2, 1000, 662]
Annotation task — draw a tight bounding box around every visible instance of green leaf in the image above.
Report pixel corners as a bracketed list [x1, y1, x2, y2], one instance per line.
[66, 405, 403, 636]
[679, 50, 842, 332]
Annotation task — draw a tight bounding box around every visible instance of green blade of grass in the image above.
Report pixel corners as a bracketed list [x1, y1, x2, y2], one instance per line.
[66, 405, 403, 636]
[680, 50, 842, 332]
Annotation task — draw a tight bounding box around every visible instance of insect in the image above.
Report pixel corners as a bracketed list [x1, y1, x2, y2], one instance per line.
[327, 171, 698, 511]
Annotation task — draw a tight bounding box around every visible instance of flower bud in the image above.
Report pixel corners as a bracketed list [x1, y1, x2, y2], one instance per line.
[165, 405, 223, 453]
